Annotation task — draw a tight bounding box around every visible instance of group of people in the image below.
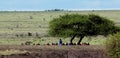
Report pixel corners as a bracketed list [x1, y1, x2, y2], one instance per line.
[22, 38, 89, 46]
[58, 38, 89, 46]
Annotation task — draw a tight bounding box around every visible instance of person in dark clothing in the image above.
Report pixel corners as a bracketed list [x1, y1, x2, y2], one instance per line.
[58, 38, 62, 45]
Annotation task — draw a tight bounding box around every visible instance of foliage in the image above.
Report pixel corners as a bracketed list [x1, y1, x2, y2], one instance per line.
[88, 14, 119, 36]
[106, 32, 120, 58]
[45, 9, 64, 11]
[49, 14, 120, 44]
[49, 14, 119, 37]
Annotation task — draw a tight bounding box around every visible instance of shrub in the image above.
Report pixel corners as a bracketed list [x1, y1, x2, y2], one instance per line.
[28, 32, 32, 36]
[106, 32, 120, 58]
[29, 16, 33, 19]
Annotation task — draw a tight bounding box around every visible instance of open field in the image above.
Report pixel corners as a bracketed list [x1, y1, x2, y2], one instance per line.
[0, 10, 120, 45]
[0, 10, 118, 58]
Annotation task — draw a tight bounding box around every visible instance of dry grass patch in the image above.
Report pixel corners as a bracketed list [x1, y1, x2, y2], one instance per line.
[0, 49, 27, 55]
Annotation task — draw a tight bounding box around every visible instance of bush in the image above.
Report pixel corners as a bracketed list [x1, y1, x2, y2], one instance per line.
[28, 32, 32, 36]
[106, 32, 120, 58]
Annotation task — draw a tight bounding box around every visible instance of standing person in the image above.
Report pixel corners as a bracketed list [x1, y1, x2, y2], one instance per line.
[58, 38, 62, 45]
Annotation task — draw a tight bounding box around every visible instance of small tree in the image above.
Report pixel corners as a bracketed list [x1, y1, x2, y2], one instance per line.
[49, 14, 119, 45]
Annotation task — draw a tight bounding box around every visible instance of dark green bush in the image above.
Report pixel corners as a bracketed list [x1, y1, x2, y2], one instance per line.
[106, 32, 120, 58]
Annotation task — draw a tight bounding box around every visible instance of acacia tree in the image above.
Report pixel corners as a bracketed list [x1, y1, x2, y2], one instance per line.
[49, 14, 120, 45]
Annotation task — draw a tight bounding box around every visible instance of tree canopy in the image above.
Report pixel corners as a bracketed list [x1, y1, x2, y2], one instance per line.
[49, 14, 120, 44]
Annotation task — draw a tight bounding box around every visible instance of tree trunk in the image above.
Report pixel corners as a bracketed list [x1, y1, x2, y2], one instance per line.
[77, 35, 84, 45]
[70, 34, 76, 45]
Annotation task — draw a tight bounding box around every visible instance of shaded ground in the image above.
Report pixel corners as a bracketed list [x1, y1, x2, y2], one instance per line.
[0, 45, 107, 58]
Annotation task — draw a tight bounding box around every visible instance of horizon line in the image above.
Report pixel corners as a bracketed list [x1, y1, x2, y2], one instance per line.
[0, 8, 120, 11]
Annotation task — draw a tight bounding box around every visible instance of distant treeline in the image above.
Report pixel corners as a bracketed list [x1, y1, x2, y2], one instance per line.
[1, 9, 119, 12]
[45, 9, 67, 11]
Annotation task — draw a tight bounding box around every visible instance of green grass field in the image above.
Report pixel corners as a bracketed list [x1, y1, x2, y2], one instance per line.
[0, 10, 120, 45]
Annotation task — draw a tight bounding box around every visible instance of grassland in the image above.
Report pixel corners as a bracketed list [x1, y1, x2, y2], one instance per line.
[0, 10, 120, 45]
